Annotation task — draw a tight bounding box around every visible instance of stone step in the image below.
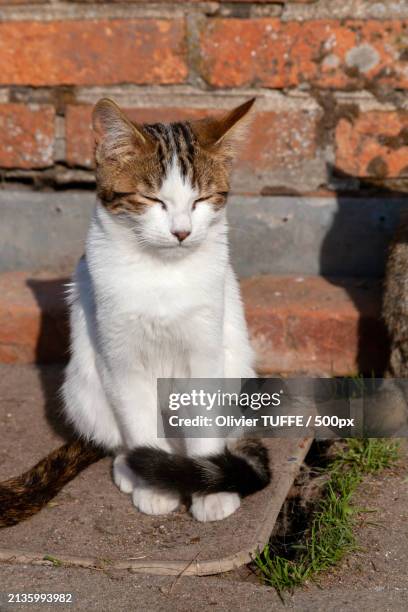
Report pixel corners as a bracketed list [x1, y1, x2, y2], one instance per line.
[241, 275, 387, 375]
[0, 271, 387, 375]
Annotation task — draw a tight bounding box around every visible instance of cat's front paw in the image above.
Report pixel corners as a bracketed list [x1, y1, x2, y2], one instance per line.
[190, 492, 240, 522]
[113, 454, 140, 494]
[132, 487, 180, 516]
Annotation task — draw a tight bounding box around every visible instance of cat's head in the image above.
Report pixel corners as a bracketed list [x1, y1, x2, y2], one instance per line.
[92, 98, 255, 252]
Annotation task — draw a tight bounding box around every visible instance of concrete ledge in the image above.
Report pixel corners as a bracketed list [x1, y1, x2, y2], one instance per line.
[1, 191, 406, 279]
[0, 365, 312, 576]
[0, 272, 388, 375]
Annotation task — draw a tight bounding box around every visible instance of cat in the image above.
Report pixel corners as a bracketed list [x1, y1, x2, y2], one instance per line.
[1, 98, 270, 527]
[383, 214, 408, 378]
[361, 215, 408, 437]
[375, 215, 408, 435]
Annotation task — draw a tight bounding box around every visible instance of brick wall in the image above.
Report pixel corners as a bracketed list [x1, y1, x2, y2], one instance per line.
[0, 0, 406, 195]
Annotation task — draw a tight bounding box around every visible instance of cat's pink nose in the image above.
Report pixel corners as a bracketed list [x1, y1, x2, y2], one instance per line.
[172, 230, 191, 243]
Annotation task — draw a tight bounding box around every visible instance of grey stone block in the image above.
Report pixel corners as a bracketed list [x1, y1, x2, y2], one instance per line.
[0, 191, 94, 274]
[0, 190, 406, 278]
[228, 194, 407, 278]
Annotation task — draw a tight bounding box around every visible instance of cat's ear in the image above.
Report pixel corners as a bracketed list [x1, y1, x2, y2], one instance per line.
[92, 98, 154, 163]
[191, 98, 256, 153]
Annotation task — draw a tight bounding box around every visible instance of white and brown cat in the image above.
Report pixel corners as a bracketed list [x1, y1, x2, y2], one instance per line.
[0, 99, 270, 527]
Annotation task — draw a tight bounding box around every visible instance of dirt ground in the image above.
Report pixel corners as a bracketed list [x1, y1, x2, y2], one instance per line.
[1, 466, 404, 612]
[0, 366, 407, 611]
[1, 466, 407, 612]
[0, 365, 311, 578]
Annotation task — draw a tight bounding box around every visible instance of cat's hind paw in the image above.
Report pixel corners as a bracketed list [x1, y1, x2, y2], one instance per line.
[190, 492, 240, 522]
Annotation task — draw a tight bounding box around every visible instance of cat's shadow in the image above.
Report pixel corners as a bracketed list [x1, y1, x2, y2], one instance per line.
[320, 166, 407, 375]
[26, 277, 73, 441]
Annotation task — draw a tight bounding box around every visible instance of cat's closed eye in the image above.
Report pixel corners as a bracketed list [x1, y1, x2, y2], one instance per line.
[140, 194, 167, 210]
[112, 191, 135, 199]
[192, 192, 228, 210]
[113, 191, 167, 210]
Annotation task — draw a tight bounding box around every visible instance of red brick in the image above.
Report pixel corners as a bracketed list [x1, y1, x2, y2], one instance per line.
[0, 19, 187, 86]
[200, 19, 408, 89]
[0, 272, 386, 375]
[0, 104, 54, 169]
[65, 105, 320, 174]
[242, 276, 386, 375]
[239, 109, 320, 174]
[66, 105, 97, 168]
[336, 111, 408, 179]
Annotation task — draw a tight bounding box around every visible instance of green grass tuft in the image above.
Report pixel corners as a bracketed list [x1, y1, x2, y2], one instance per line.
[255, 439, 399, 593]
[332, 438, 400, 474]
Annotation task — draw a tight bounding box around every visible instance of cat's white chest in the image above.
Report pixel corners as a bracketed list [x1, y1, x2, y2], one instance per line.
[123, 275, 172, 323]
[117, 262, 213, 325]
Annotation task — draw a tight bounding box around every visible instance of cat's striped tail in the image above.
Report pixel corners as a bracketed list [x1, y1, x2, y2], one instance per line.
[127, 439, 271, 497]
[0, 440, 105, 528]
